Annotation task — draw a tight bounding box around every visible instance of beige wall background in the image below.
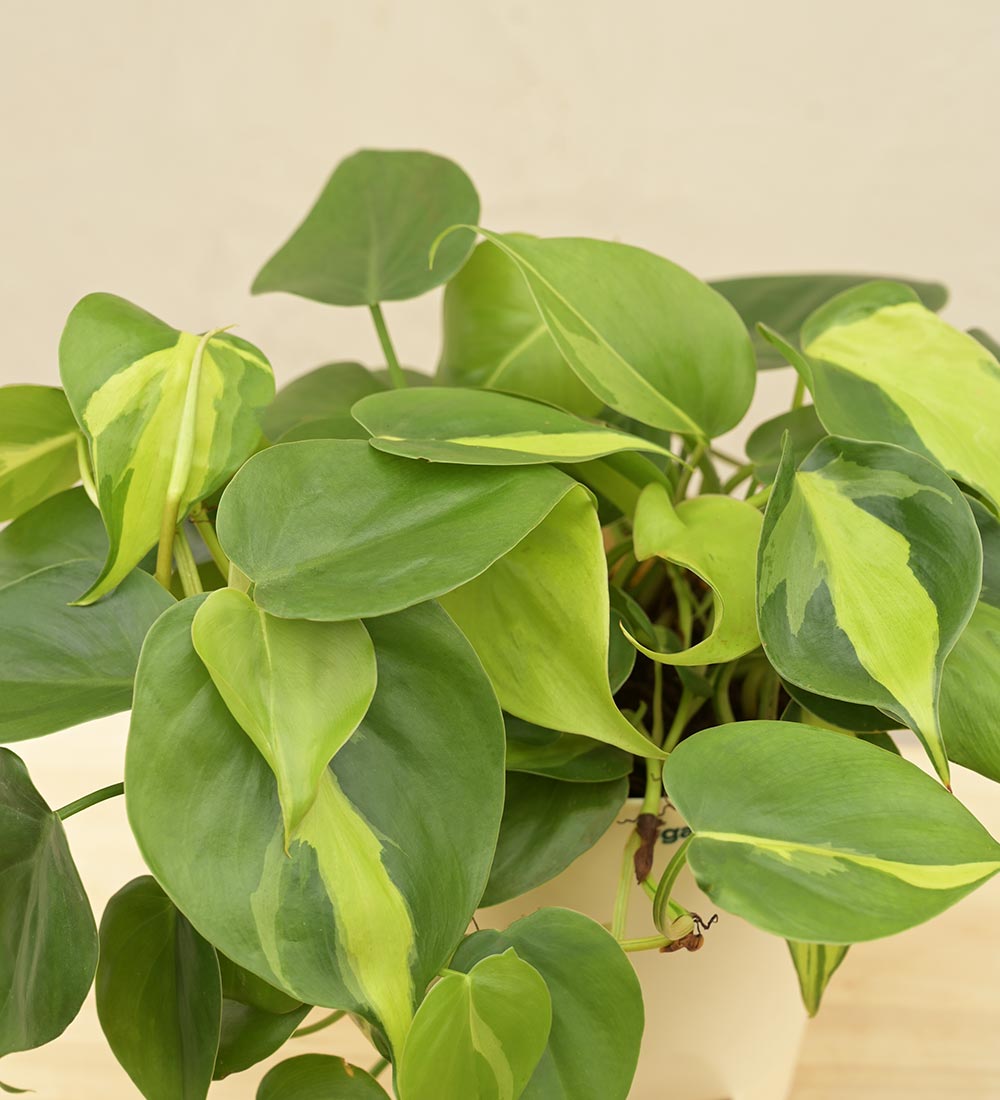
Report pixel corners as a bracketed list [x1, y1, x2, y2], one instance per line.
[2, 2, 1000, 1097]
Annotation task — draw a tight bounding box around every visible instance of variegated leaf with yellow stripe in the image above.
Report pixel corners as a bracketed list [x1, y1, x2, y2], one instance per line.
[59, 293, 274, 604]
[940, 498, 1000, 783]
[800, 281, 1000, 508]
[757, 435, 982, 784]
[664, 722, 1000, 943]
[786, 941, 848, 1016]
[126, 597, 505, 1057]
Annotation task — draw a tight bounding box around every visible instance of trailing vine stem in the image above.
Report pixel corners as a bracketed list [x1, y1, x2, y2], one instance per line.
[56, 782, 124, 821]
[369, 303, 407, 389]
[292, 1009, 345, 1038]
[173, 526, 204, 598]
[190, 503, 230, 579]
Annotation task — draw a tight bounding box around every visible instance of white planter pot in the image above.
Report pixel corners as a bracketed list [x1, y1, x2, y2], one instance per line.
[480, 798, 807, 1100]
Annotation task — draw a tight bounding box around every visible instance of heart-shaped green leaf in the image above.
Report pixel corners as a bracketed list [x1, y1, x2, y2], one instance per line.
[441, 486, 662, 758]
[96, 877, 222, 1100]
[452, 909, 643, 1100]
[263, 362, 384, 442]
[438, 237, 602, 416]
[757, 435, 982, 783]
[353, 386, 675, 466]
[940, 498, 1000, 782]
[127, 598, 504, 1056]
[0, 749, 98, 1057]
[503, 715, 632, 784]
[710, 273, 947, 370]
[787, 941, 848, 1016]
[626, 484, 762, 665]
[482, 772, 627, 906]
[398, 949, 552, 1100]
[744, 406, 826, 485]
[0, 385, 81, 522]
[0, 559, 173, 742]
[0, 487, 107, 589]
[192, 589, 377, 844]
[469, 231, 755, 439]
[217, 439, 576, 621]
[801, 281, 1000, 508]
[257, 1055, 390, 1100]
[664, 721, 1000, 942]
[59, 293, 274, 603]
[252, 149, 479, 306]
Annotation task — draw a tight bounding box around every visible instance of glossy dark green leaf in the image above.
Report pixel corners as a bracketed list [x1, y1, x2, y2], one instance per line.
[0, 749, 98, 1057]
[503, 715, 633, 784]
[710, 273, 948, 369]
[441, 486, 663, 758]
[941, 498, 1000, 782]
[482, 772, 626, 905]
[452, 909, 643, 1100]
[59, 293, 274, 602]
[97, 877, 221, 1100]
[252, 149, 479, 305]
[217, 954, 302, 1016]
[472, 231, 756, 438]
[398, 949, 551, 1100]
[263, 362, 384, 442]
[127, 598, 504, 1057]
[257, 1055, 389, 1100]
[781, 681, 891, 734]
[0, 559, 173, 741]
[801, 281, 1000, 508]
[757, 435, 982, 783]
[214, 999, 310, 1080]
[0, 487, 107, 588]
[438, 236, 602, 416]
[0, 385, 81, 521]
[744, 406, 826, 484]
[664, 722, 1000, 942]
[217, 439, 575, 620]
[353, 386, 675, 465]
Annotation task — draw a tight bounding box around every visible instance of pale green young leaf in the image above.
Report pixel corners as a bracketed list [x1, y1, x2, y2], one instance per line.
[441, 485, 663, 758]
[801, 281, 1000, 507]
[664, 722, 1000, 942]
[482, 773, 626, 906]
[940, 498, 1000, 782]
[192, 588, 377, 844]
[757, 436, 982, 783]
[0, 559, 173, 742]
[710, 273, 947, 370]
[0, 749, 98, 1058]
[257, 1055, 390, 1100]
[452, 909, 643, 1100]
[353, 386, 676, 465]
[626, 484, 762, 665]
[97, 877, 222, 1100]
[252, 149, 478, 305]
[398, 950, 552, 1100]
[127, 599, 504, 1057]
[437, 236, 603, 416]
[59, 293, 274, 603]
[0, 385, 81, 521]
[787, 941, 848, 1016]
[217, 439, 577, 621]
[470, 231, 756, 439]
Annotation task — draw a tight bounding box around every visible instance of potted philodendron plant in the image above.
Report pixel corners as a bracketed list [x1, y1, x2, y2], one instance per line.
[2, 149, 999, 1100]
